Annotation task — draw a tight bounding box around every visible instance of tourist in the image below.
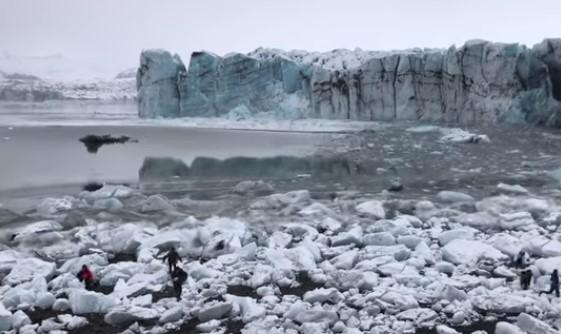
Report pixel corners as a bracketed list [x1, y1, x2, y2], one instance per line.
[171, 266, 188, 301]
[77, 265, 95, 290]
[161, 247, 182, 273]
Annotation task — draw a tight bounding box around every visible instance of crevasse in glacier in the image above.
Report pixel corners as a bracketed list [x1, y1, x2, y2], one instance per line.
[137, 39, 561, 126]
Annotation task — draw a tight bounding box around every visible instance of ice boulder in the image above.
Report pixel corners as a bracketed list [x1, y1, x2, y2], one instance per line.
[442, 239, 507, 265]
[92, 198, 124, 212]
[286, 303, 338, 325]
[159, 306, 183, 324]
[436, 191, 474, 203]
[331, 226, 362, 247]
[197, 302, 233, 322]
[232, 180, 274, 196]
[140, 195, 175, 212]
[104, 306, 159, 326]
[454, 212, 500, 230]
[516, 313, 557, 333]
[363, 232, 396, 246]
[496, 183, 529, 195]
[499, 212, 535, 230]
[356, 200, 385, 219]
[438, 228, 475, 245]
[495, 322, 525, 334]
[12, 310, 30, 329]
[541, 240, 561, 257]
[69, 290, 116, 314]
[3, 257, 56, 285]
[36, 197, 73, 215]
[225, 296, 266, 323]
[535, 256, 561, 274]
[0, 303, 13, 331]
[303, 288, 344, 304]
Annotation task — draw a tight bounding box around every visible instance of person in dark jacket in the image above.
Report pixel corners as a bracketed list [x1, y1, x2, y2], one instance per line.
[520, 269, 532, 290]
[171, 266, 187, 301]
[550, 269, 560, 297]
[77, 265, 95, 290]
[161, 247, 182, 273]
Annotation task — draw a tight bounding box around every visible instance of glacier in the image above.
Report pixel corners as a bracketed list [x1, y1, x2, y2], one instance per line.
[137, 39, 561, 126]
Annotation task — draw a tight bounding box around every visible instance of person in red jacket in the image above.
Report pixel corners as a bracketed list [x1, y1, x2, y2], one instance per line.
[77, 265, 95, 290]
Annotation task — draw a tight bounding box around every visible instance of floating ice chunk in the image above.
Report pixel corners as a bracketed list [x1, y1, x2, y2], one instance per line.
[441, 285, 467, 302]
[58, 253, 108, 275]
[92, 198, 124, 212]
[141, 195, 174, 212]
[437, 191, 474, 203]
[36, 197, 73, 215]
[232, 180, 274, 196]
[355, 200, 385, 219]
[286, 302, 338, 325]
[489, 234, 527, 258]
[397, 235, 423, 250]
[439, 128, 490, 144]
[80, 184, 134, 201]
[269, 231, 292, 248]
[57, 314, 89, 330]
[396, 308, 438, 326]
[380, 291, 419, 310]
[250, 190, 311, 211]
[438, 228, 475, 245]
[471, 289, 536, 313]
[0, 250, 21, 275]
[442, 239, 507, 265]
[497, 183, 529, 195]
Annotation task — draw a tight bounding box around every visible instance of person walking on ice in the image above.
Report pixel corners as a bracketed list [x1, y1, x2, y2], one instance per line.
[160, 247, 182, 273]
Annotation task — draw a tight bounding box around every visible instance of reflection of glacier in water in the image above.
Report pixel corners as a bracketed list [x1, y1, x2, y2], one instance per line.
[139, 155, 363, 181]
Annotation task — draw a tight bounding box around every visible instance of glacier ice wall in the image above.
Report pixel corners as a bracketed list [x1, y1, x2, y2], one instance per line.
[137, 39, 561, 126]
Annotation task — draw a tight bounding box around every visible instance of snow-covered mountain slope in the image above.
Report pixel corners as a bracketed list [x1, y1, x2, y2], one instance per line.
[0, 72, 136, 102]
[137, 39, 561, 127]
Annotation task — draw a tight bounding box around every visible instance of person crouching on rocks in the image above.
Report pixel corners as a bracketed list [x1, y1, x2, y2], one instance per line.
[171, 266, 188, 301]
[77, 265, 95, 290]
[161, 247, 182, 273]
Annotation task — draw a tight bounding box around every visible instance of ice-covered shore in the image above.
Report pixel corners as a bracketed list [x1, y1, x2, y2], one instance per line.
[1, 182, 561, 334]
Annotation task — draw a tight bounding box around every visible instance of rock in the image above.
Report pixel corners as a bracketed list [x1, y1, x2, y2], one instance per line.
[442, 239, 507, 265]
[356, 200, 385, 219]
[159, 306, 184, 324]
[437, 191, 474, 203]
[197, 302, 233, 322]
[516, 313, 557, 334]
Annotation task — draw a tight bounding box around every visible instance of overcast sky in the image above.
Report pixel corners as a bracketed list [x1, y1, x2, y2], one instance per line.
[1, 0, 560, 77]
